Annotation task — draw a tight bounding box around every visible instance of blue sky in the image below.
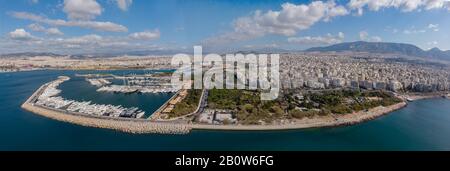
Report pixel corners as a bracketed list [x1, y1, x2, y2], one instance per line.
[1, 0, 450, 54]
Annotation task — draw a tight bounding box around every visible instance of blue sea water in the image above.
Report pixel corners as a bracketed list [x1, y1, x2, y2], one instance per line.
[1, 70, 450, 151]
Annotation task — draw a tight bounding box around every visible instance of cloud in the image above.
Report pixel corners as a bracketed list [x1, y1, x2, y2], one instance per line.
[46, 28, 64, 36]
[30, 0, 39, 4]
[403, 28, 426, 34]
[128, 30, 160, 40]
[425, 0, 450, 10]
[428, 23, 440, 31]
[0, 32, 165, 54]
[348, 0, 450, 15]
[287, 32, 344, 45]
[63, 0, 103, 20]
[401, 24, 439, 34]
[11, 12, 128, 32]
[8, 29, 35, 40]
[204, 1, 348, 45]
[28, 23, 64, 36]
[3, 28, 160, 52]
[359, 31, 382, 42]
[370, 36, 382, 42]
[61, 34, 103, 45]
[427, 41, 438, 46]
[116, 0, 132, 11]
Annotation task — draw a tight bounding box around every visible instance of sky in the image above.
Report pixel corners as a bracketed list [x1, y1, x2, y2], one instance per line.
[1, 0, 450, 54]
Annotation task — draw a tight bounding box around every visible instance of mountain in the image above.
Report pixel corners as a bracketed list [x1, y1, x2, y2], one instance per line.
[234, 47, 290, 54]
[426, 47, 450, 60]
[305, 41, 450, 60]
[0, 52, 64, 58]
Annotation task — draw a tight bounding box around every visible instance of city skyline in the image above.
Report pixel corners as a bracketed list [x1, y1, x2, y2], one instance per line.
[1, 0, 450, 54]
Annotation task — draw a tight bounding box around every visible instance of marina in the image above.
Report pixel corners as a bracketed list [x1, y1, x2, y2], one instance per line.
[33, 76, 146, 119]
[80, 73, 177, 94]
[86, 78, 112, 87]
[97, 85, 177, 94]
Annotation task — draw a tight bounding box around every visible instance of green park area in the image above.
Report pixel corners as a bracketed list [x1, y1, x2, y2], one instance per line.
[207, 89, 403, 125]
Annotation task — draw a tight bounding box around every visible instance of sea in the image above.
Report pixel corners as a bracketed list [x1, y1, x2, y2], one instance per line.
[1, 70, 450, 151]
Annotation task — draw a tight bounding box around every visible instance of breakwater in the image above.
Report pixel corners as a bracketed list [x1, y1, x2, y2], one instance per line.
[21, 78, 191, 134]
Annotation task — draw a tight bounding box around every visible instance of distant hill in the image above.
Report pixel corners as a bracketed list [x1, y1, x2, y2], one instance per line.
[234, 47, 290, 54]
[0, 52, 64, 58]
[305, 41, 450, 60]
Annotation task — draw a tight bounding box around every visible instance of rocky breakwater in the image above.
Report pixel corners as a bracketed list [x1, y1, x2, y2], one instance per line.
[21, 76, 191, 134]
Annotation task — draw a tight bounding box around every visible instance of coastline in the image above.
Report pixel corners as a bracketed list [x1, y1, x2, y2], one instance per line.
[20, 76, 418, 134]
[190, 102, 407, 131]
[21, 83, 191, 134]
[404, 93, 447, 101]
[22, 82, 408, 133]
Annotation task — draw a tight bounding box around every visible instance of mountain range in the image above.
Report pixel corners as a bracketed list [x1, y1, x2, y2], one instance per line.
[305, 41, 450, 60]
[2, 41, 450, 60]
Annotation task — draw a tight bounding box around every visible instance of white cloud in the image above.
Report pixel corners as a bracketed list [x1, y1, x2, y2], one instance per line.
[288, 32, 345, 45]
[63, 0, 103, 20]
[428, 23, 440, 31]
[116, 0, 132, 11]
[1, 29, 166, 54]
[128, 30, 160, 40]
[359, 31, 382, 42]
[11, 12, 128, 32]
[359, 31, 369, 40]
[35, 32, 158, 50]
[8, 29, 35, 40]
[62, 34, 103, 44]
[401, 24, 439, 34]
[46, 28, 64, 36]
[425, 0, 450, 10]
[348, 0, 450, 15]
[30, 0, 39, 4]
[427, 41, 438, 46]
[28, 23, 64, 36]
[28, 23, 45, 32]
[403, 28, 426, 34]
[204, 1, 348, 45]
[370, 36, 382, 42]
